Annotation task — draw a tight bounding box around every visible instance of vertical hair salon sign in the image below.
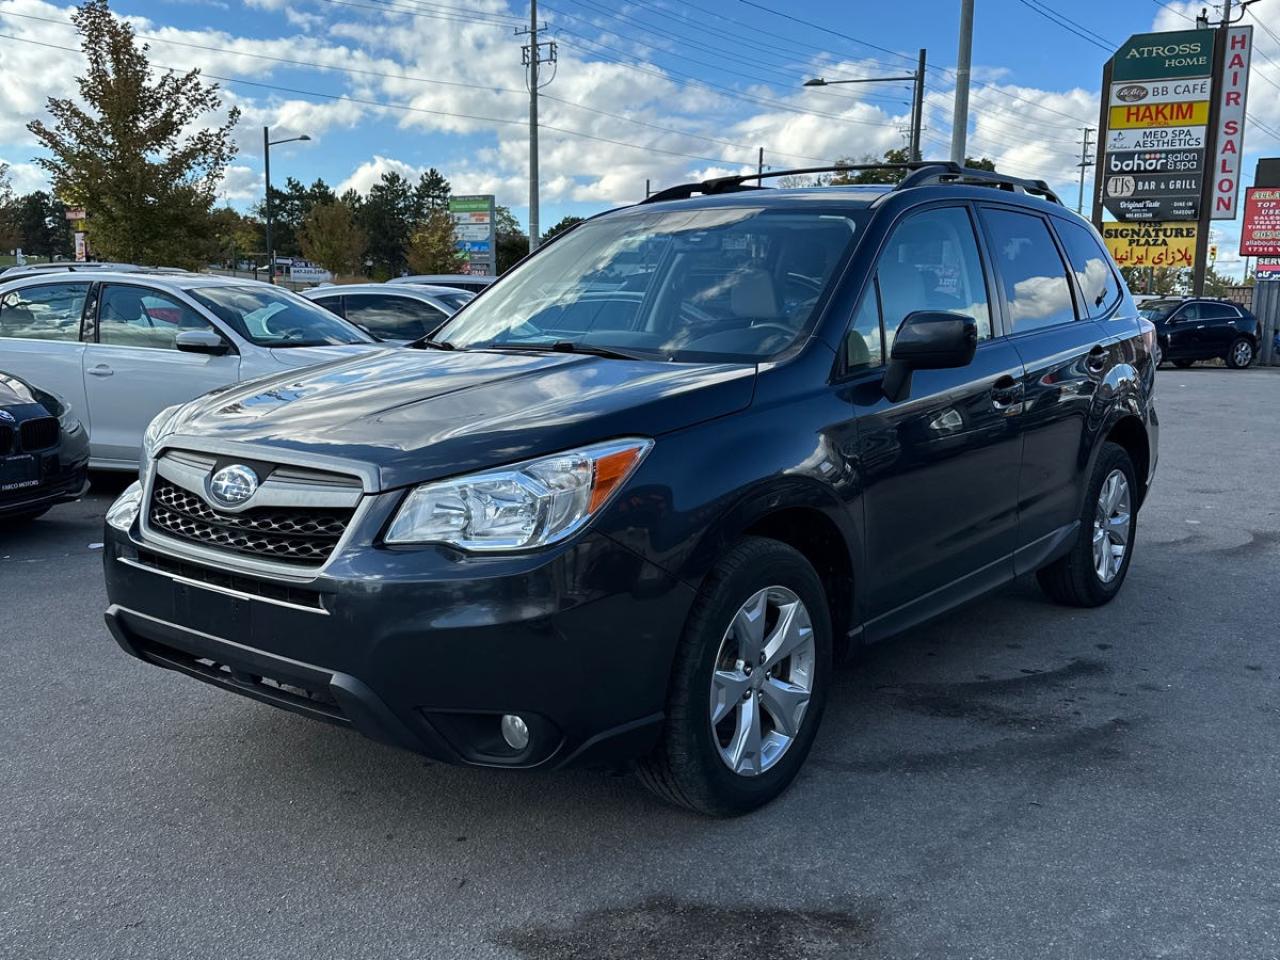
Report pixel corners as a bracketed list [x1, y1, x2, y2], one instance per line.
[1211, 26, 1253, 220]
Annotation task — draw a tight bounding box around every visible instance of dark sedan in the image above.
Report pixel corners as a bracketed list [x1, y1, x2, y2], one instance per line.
[0, 371, 90, 523]
[1140, 298, 1261, 368]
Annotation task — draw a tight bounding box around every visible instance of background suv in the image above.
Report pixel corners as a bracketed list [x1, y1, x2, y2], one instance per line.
[1139, 297, 1261, 369]
[101, 162, 1157, 816]
[0, 273, 378, 469]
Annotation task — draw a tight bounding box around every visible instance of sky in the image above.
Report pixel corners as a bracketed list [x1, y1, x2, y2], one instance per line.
[0, 0, 1277, 277]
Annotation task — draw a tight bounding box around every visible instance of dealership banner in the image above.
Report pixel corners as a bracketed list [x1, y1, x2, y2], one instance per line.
[1240, 187, 1280, 257]
[1210, 26, 1253, 219]
[1102, 222, 1198, 268]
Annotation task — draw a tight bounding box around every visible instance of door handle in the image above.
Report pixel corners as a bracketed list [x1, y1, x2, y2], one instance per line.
[991, 375, 1023, 411]
[1086, 345, 1107, 374]
[1195, 324, 1206, 329]
[87, 364, 114, 377]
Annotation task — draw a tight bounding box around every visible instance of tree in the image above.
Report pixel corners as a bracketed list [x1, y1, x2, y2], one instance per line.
[407, 207, 464, 275]
[1120, 266, 1183, 296]
[205, 205, 261, 267]
[0, 165, 18, 253]
[300, 201, 367, 277]
[255, 177, 334, 257]
[494, 204, 528, 274]
[26, 0, 239, 266]
[15, 191, 74, 259]
[360, 171, 416, 277]
[542, 215, 584, 242]
[412, 168, 451, 221]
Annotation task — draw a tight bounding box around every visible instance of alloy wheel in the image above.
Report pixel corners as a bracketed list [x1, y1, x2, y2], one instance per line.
[1233, 341, 1253, 367]
[1092, 469, 1131, 584]
[709, 586, 816, 777]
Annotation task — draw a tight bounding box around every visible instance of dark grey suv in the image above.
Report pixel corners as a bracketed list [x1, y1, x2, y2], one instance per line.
[102, 162, 1158, 815]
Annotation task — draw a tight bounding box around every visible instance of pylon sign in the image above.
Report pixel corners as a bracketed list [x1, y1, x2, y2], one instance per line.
[1101, 30, 1213, 222]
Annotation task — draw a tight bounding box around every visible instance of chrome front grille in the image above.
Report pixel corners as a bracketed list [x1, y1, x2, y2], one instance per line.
[148, 477, 356, 566]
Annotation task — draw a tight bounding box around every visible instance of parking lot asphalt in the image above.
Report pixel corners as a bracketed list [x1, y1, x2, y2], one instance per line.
[2, 367, 1278, 960]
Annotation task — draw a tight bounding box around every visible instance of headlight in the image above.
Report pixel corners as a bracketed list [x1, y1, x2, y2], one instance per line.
[57, 405, 84, 436]
[385, 438, 653, 551]
[106, 481, 143, 532]
[139, 404, 185, 477]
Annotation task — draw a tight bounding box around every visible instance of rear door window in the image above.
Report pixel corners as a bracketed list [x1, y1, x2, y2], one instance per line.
[0, 283, 89, 341]
[1197, 303, 1238, 320]
[1055, 219, 1123, 319]
[980, 208, 1078, 332]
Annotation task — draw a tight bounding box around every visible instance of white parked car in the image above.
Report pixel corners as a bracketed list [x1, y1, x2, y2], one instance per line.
[0, 272, 380, 470]
[302, 283, 473, 344]
[388, 274, 496, 295]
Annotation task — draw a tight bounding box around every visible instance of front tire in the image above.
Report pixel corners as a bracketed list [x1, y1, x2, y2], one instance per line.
[1226, 337, 1255, 369]
[637, 537, 832, 816]
[1037, 442, 1137, 608]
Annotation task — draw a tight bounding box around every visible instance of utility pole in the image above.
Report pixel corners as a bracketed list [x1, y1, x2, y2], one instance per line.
[758, 147, 764, 177]
[1076, 127, 1095, 214]
[910, 48, 927, 161]
[518, 2, 556, 254]
[950, 0, 974, 164]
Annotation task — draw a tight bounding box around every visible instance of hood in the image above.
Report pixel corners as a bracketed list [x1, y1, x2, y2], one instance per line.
[0, 370, 62, 416]
[269, 343, 384, 367]
[168, 348, 756, 489]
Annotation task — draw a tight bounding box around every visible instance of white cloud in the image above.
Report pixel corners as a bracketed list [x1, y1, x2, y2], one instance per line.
[0, 158, 48, 193]
[335, 154, 425, 195]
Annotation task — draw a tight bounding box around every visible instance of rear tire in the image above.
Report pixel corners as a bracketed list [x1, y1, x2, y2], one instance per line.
[1037, 443, 1137, 608]
[1226, 337, 1255, 369]
[1173, 359, 1195, 368]
[637, 537, 832, 816]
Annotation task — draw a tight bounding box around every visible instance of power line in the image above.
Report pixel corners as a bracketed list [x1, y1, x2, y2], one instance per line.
[1013, 0, 1112, 52]
[549, 0, 912, 109]
[0, 31, 822, 170]
[735, 0, 919, 66]
[0, 8, 838, 166]
[545, 22, 909, 130]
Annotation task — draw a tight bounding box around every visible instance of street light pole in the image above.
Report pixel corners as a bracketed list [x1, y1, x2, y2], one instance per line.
[262, 126, 273, 284]
[951, 0, 975, 164]
[262, 126, 311, 285]
[804, 56, 926, 159]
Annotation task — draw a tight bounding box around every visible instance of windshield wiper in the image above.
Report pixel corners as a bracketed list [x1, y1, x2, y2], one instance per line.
[409, 337, 456, 351]
[476, 340, 646, 361]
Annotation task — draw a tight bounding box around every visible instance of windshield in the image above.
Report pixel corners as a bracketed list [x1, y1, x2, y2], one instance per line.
[190, 285, 370, 347]
[1138, 300, 1181, 321]
[436, 207, 864, 362]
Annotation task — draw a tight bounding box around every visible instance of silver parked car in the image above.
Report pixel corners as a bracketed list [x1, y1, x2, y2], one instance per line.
[388, 274, 496, 295]
[0, 272, 380, 470]
[302, 283, 473, 344]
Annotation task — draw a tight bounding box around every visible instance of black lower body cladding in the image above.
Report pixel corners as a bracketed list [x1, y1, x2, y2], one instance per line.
[102, 525, 697, 768]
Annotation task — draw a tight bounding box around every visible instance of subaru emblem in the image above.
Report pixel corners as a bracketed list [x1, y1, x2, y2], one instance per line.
[208, 464, 259, 507]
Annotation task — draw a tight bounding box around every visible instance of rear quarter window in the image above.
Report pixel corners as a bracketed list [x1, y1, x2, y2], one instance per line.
[1055, 219, 1124, 319]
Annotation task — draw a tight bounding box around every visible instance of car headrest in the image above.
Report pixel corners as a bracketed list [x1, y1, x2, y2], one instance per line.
[729, 268, 780, 319]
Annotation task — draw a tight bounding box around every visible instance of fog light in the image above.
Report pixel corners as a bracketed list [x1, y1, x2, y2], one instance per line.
[500, 714, 530, 751]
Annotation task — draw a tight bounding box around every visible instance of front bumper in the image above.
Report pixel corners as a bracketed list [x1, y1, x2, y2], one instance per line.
[0, 458, 89, 516]
[102, 521, 696, 769]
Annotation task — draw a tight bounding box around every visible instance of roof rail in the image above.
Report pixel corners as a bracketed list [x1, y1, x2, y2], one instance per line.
[642, 160, 1063, 207]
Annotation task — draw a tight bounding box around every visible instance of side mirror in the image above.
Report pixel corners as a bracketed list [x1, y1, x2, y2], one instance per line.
[175, 329, 231, 355]
[882, 311, 978, 403]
